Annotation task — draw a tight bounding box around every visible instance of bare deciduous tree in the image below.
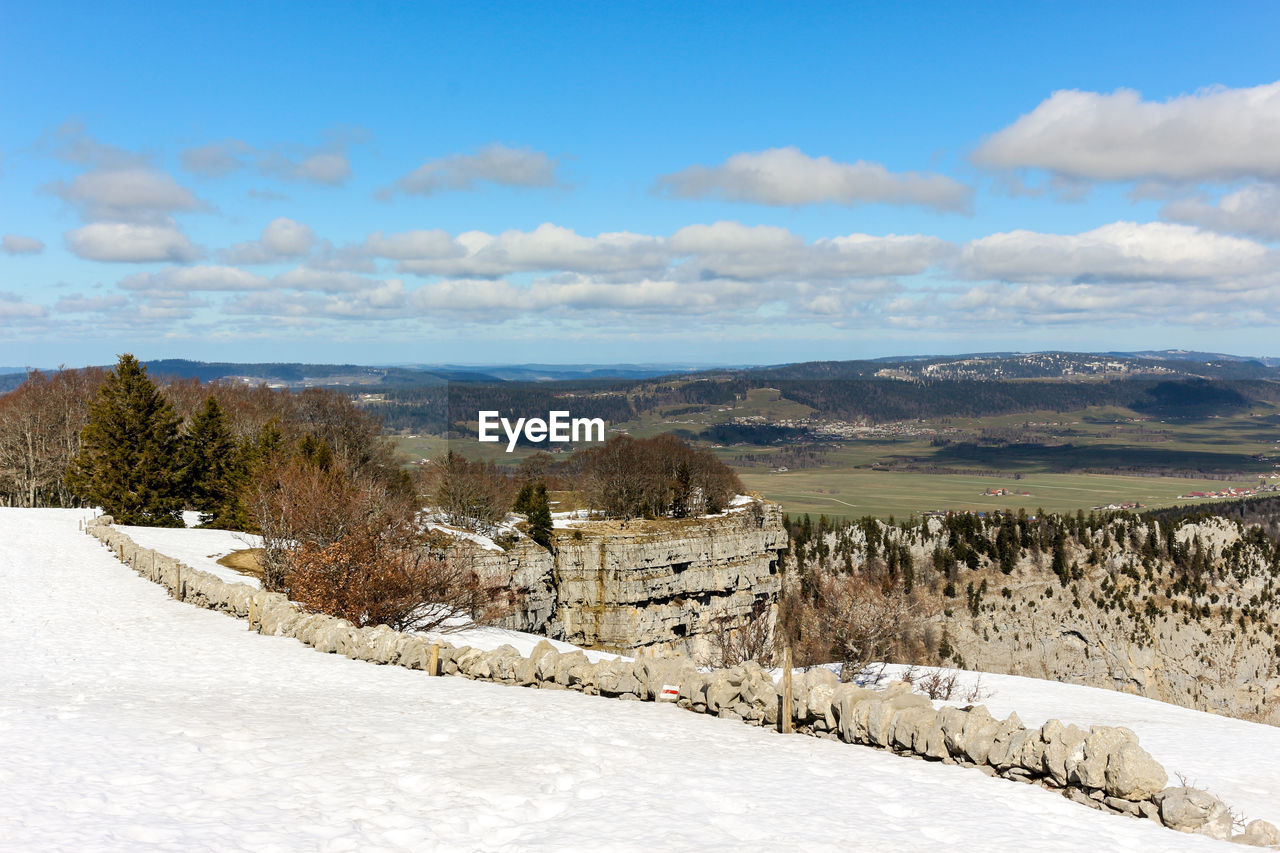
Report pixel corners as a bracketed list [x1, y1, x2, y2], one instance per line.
[425, 451, 514, 531]
[0, 367, 105, 507]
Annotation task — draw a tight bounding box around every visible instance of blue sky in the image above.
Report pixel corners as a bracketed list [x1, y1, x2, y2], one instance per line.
[3, 1, 1280, 367]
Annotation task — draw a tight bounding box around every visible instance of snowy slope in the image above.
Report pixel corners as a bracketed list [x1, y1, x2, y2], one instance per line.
[120, 522, 263, 588]
[887, 663, 1280, 829]
[0, 509, 1254, 851]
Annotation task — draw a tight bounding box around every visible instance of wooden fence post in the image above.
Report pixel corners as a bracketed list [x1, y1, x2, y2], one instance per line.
[781, 644, 794, 734]
[428, 644, 440, 676]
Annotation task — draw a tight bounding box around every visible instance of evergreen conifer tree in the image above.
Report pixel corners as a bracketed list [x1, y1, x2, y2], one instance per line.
[180, 395, 242, 528]
[512, 481, 536, 516]
[66, 354, 184, 526]
[526, 483, 554, 549]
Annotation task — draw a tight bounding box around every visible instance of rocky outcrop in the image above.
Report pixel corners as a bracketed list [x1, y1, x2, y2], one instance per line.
[453, 500, 786, 658]
[547, 502, 785, 656]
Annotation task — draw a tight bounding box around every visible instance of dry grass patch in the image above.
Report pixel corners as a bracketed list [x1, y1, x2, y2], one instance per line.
[216, 548, 265, 579]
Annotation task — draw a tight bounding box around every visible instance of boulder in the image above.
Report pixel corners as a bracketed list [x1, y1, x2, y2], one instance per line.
[1076, 726, 1135, 790]
[1239, 819, 1280, 847]
[832, 683, 875, 742]
[454, 646, 488, 678]
[1104, 742, 1168, 802]
[890, 705, 937, 752]
[518, 641, 560, 686]
[1042, 722, 1088, 787]
[940, 705, 971, 756]
[801, 668, 839, 725]
[645, 655, 697, 702]
[489, 645, 524, 682]
[704, 671, 741, 714]
[984, 712, 1025, 770]
[1158, 787, 1234, 840]
[924, 706, 964, 760]
[957, 706, 1001, 765]
[554, 651, 588, 686]
[398, 637, 434, 670]
[679, 670, 707, 706]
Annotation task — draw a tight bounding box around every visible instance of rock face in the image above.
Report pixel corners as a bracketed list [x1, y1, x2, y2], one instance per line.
[810, 515, 1280, 723]
[454, 500, 786, 658]
[945, 574, 1280, 724]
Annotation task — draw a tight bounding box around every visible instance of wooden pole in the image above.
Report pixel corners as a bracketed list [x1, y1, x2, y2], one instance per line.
[781, 643, 794, 734]
[428, 644, 440, 677]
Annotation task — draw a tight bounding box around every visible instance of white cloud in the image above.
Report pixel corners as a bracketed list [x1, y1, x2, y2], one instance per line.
[221, 217, 317, 264]
[180, 140, 251, 177]
[381, 144, 560, 198]
[54, 293, 130, 313]
[258, 150, 352, 185]
[365, 221, 950, 282]
[0, 292, 46, 320]
[956, 222, 1271, 283]
[363, 229, 461, 261]
[973, 81, 1280, 182]
[2, 235, 45, 255]
[181, 132, 363, 186]
[49, 166, 206, 223]
[670, 223, 954, 280]
[1161, 184, 1280, 242]
[383, 224, 667, 278]
[655, 147, 973, 212]
[65, 223, 203, 263]
[667, 222, 802, 254]
[120, 265, 269, 292]
[273, 268, 378, 293]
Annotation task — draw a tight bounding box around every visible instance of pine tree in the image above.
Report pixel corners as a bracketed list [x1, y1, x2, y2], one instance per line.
[66, 354, 184, 526]
[180, 395, 242, 528]
[512, 481, 536, 516]
[526, 483, 554, 549]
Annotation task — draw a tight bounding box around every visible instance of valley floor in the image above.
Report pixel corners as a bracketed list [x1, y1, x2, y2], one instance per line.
[0, 508, 1267, 851]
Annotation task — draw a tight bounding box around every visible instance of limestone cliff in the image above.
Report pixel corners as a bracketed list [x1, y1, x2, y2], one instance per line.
[445, 499, 787, 658]
[804, 513, 1280, 723]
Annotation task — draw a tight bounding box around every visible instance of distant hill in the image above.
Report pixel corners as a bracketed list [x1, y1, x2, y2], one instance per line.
[395, 363, 718, 382]
[138, 360, 501, 387]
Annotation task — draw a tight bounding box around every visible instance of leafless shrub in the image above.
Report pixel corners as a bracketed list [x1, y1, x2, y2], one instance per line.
[785, 574, 934, 683]
[288, 525, 503, 633]
[251, 455, 509, 632]
[701, 601, 777, 668]
[917, 668, 960, 700]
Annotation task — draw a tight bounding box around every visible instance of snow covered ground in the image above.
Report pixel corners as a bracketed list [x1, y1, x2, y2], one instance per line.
[0, 508, 1266, 851]
[879, 663, 1280, 831]
[120, 520, 263, 588]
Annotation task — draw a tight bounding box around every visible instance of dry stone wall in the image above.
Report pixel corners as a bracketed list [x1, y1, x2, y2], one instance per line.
[84, 516, 1276, 847]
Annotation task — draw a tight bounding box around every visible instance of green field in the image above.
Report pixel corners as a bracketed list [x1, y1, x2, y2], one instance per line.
[392, 394, 1280, 520]
[738, 467, 1272, 520]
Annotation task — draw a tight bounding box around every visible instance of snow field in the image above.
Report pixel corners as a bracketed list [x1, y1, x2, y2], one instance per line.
[0, 509, 1256, 851]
